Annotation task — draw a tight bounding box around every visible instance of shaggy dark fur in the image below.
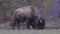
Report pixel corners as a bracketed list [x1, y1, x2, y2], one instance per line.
[12, 6, 45, 30]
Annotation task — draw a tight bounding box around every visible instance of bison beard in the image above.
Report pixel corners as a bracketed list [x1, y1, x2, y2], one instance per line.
[12, 6, 45, 30]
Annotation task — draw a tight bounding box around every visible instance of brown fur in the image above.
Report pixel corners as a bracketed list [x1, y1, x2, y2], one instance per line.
[12, 6, 45, 30]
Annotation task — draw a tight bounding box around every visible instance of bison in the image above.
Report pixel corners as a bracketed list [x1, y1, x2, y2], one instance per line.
[12, 6, 45, 30]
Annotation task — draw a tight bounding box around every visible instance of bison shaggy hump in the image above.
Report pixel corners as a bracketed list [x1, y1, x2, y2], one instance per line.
[12, 6, 45, 30]
[13, 6, 41, 19]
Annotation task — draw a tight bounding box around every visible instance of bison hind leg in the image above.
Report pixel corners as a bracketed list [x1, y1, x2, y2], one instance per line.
[12, 18, 20, 30]
[12, 23, 16, 30]
[12, 18, 17, 30]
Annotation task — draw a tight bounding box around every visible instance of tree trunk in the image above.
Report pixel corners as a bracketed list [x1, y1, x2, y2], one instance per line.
[2, 0, 10, 22]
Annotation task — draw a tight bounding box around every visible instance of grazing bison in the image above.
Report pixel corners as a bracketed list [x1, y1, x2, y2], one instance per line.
[12, 6, 45, 30]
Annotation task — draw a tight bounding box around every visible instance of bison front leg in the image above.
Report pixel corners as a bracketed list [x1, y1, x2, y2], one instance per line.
[26, 18, 36, 29]
[31, 23, 36, 29]
[26, 20, 30, 29]
[26, 18, 31, 29]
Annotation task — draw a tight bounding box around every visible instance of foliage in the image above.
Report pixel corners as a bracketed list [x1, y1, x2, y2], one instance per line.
[7, 0, 14, 22]
[45, 0, 52, 12]
[30, 0, 34, 5]
[0, 0, 5, 17]
[38, 0, 43, 8]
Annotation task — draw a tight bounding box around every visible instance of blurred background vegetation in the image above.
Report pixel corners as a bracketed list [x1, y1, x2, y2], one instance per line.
[0, 0, 60, 28]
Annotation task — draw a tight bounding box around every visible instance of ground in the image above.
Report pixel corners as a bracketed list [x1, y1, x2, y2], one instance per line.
[0, 29, 60, 34]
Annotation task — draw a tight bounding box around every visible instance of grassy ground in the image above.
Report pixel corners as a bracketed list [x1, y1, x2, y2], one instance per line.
[0, 29, 60, 34]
